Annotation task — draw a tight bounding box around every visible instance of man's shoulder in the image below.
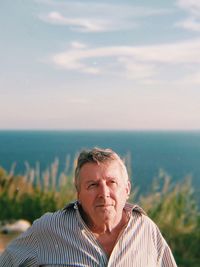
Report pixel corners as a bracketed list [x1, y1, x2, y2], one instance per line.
[131, 204, 146, 215]
[126, 202, 146, 216]
[33, 202, 76, 226]
[129, 203, 160, 230]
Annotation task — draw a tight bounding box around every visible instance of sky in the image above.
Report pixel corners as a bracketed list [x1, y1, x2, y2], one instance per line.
[0, 0, 200, 130]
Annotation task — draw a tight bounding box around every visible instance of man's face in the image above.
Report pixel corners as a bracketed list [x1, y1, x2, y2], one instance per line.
[77, 161, 131, 229]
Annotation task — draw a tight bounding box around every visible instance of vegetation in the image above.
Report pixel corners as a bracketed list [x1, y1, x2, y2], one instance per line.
[0, 159, 76, 222]
[139, 169, 200, 267]
[0, 162, 199, 267]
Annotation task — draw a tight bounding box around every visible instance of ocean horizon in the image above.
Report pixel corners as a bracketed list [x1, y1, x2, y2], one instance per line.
[0, 130, 200, 198]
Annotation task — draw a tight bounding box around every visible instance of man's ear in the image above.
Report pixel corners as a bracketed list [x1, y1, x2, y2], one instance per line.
[126, 181, 131, 196]
[77, 192, 79, 200]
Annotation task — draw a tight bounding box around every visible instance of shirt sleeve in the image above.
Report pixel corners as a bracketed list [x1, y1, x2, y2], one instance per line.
[0, 224, 39, 267]
[145, 215, 177, 267]
[154, 225, 177, 267]
[160, 242, 177, 267]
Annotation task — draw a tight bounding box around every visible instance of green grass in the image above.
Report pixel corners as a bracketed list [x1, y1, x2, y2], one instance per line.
[0, 160, 76, 222]
[138, 170, 200, 267]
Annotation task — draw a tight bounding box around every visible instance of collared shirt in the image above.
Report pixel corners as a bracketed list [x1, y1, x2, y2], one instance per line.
[0, 202, 177, 267]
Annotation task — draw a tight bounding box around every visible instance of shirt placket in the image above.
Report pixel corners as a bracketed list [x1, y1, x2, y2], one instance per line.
[107, 215, 133, 267]
[74, 202, 109, 266]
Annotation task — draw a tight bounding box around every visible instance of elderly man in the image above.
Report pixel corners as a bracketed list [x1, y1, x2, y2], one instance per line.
[0, 147, 177, 267]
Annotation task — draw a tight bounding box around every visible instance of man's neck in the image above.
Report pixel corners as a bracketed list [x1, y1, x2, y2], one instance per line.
[91, 210, 130, 257]
[89, 209, 129, 235]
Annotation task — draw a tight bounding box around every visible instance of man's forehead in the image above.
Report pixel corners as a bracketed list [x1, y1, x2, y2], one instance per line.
[81, 160, 120, 169]
[79, 161, 121, 175]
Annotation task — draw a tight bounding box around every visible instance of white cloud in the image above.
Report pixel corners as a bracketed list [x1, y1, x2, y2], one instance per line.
[40, 11, 111, 32]
[38, 1, 171, 32]
[180, 70, 200, 84]
[177, 0, 200, 15]
[176, 18, 200, 31]
[70, 41, 87, 49]
[117, 58, 157, 80]
[52, 45, 101, 74]
[176, 0, 200, 31]
[50, 39, 200, 82]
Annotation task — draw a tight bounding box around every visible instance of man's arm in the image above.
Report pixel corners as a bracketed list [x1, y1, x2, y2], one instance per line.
[147, 215, 177, 267]
[154, 225, 177, 267]
[160, 243, 177, 267]
[0, 225, 39, 267]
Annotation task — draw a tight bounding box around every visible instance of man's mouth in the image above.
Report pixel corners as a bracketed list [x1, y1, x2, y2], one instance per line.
[95, 204, 113, 208]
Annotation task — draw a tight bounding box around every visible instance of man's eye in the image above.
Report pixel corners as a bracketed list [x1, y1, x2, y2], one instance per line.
[88, 183, 97, 189]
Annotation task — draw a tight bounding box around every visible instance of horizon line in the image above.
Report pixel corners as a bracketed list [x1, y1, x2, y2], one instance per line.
[0, 128, 200, 132]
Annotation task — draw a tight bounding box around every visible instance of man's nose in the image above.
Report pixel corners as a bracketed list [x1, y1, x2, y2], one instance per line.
[98, 182, 110, 197]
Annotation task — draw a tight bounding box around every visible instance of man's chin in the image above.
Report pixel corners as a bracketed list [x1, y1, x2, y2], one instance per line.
[95, 208, 115, 221]
[95, 205, 114, 213]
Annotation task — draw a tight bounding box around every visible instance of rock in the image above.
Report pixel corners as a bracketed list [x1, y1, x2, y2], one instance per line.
[0, 219, 31, 234]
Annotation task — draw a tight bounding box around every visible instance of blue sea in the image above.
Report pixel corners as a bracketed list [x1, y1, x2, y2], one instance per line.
[0, 130, 200, 197]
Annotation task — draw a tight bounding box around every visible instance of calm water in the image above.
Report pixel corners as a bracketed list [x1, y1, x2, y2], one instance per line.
[0, 130, 200, 195]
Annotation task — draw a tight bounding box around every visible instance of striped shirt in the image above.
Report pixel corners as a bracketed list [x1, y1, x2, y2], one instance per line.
[0, 202, 177, 267]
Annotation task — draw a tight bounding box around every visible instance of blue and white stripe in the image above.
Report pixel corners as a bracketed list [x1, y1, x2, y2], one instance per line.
[0, 202, 177, 267]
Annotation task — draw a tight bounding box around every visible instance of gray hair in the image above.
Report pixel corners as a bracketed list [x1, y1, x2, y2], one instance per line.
[74, 147, 129, 191]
